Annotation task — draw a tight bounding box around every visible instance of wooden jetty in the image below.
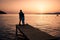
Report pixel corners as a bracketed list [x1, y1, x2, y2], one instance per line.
[16, 24, 55, 40]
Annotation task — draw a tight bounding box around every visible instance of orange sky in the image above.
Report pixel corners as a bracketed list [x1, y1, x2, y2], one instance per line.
[0, 0, 60, 13]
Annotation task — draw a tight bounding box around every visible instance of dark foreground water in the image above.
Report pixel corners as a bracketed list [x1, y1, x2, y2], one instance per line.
[0, 14, 60, 40]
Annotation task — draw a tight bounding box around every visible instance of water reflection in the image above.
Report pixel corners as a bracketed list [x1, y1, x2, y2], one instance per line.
[0, 14, 60, 40]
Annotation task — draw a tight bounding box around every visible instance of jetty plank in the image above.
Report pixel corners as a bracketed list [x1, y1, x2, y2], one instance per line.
[16, 24, 55, 40]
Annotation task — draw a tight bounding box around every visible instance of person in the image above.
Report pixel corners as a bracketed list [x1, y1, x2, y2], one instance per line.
[19, 10, 25, 25]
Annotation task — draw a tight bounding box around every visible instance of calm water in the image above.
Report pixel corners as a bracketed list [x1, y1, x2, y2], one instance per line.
[0, 14, 60, 39]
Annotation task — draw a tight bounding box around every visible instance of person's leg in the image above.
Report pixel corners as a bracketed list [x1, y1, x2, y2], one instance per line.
[22, 18, 25, 25]
[19, 19, 21, 25]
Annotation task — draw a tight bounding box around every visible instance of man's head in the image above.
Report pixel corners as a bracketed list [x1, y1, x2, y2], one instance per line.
[20, 10, 22, 12]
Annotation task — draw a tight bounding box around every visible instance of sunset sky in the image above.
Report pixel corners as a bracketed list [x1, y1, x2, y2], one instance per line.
[0, 0, 60, 14]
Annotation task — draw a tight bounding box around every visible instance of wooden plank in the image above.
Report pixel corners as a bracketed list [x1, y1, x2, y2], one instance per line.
[16, 24, 55, 40]
[16, 24, 29, 40]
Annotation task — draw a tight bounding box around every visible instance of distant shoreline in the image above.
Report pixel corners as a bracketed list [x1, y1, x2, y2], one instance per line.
[0, 11, 7, 14]
[0, 12, 60, 15]
[0, 13, 6, 14]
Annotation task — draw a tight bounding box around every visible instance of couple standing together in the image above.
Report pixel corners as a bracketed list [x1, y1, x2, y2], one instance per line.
[19, 10, 25, 25]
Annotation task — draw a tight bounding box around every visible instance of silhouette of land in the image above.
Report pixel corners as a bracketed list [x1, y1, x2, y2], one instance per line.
[43, 12, 60, 15]
[0, 11, 7, 14]
[16, 24, 60, 40]
[35, 12, 60, 15]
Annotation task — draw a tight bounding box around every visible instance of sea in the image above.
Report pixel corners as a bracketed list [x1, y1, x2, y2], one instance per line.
[0, 14, 60, 40]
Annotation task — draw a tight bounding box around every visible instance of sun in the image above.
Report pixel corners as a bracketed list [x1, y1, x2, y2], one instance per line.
[35, 3, 47, 13]
[39, 4, 46, 13]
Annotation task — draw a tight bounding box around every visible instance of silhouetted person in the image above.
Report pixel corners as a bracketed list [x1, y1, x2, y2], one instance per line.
[19, 10, 25, 25]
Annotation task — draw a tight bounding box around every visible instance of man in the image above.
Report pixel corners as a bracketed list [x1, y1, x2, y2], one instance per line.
[19, 10, 25, 25]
